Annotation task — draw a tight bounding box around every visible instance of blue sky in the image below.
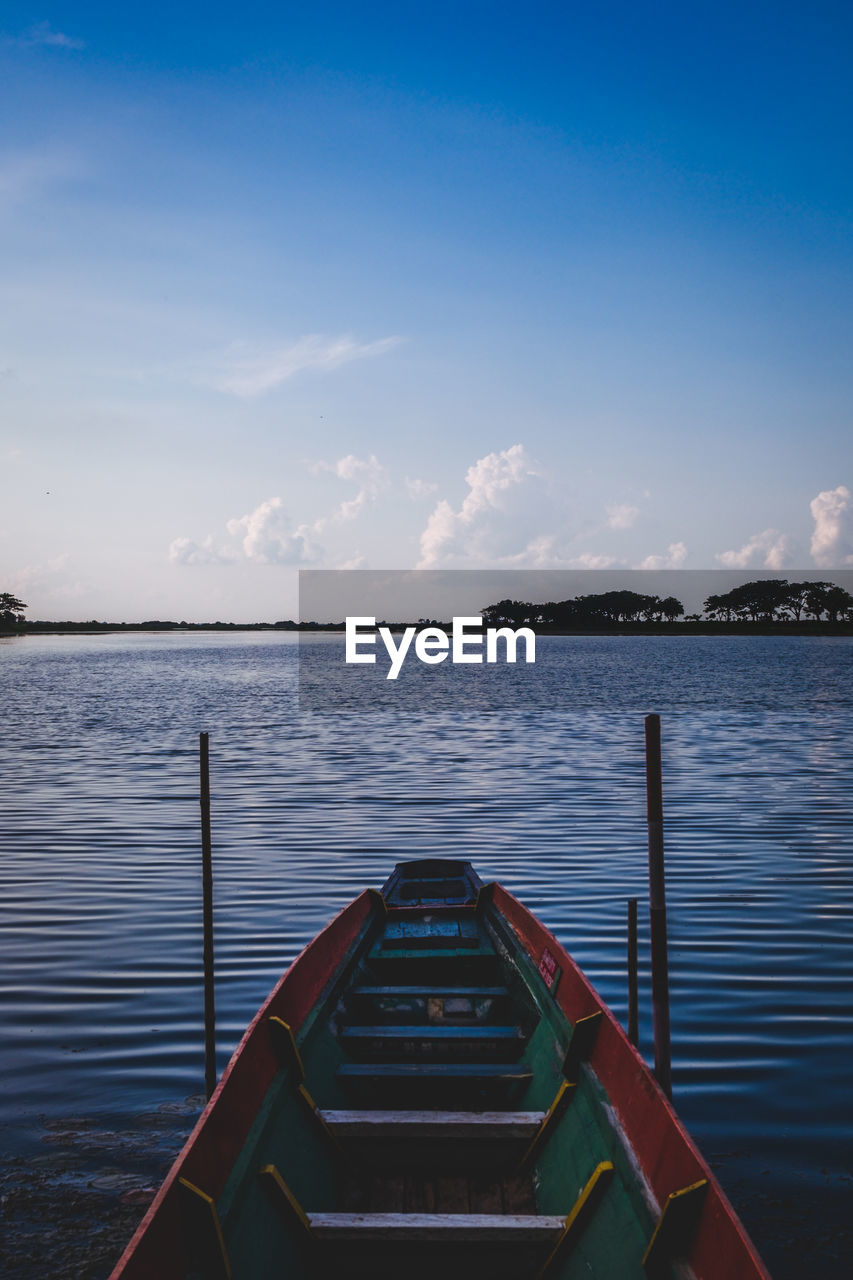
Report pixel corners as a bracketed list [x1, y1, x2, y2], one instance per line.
[2, 2, 852, 620]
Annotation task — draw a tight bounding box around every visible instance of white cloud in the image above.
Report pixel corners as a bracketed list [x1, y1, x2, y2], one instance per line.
[606, 503, 640, 530]
[810, 485, 853, 567]
[311, 452, 389, 525]
[405, 476, 438, 500]
[418, 444, 554, 568]
[209, 334, 402, 397]
[8, 555, 90, 604]
[172, 497, 322, 567]
[570, 552, 620, 569]
[638, 541, 688, 570]
[226, 497, 321, 564]
[168, 536, 234, 566]
[715, 529, 790, 569]
[10, 554, 70, 590]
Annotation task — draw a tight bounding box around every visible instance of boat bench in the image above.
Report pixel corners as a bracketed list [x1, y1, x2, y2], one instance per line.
[340, 1023, 527, 1061]
[308, 1211, 565, 1241]
[337, 1060, 534, 1107]
[319, 1109, 546, 1139]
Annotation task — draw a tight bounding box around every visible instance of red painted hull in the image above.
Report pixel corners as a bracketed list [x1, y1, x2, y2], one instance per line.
[110, 890, 374, 1280]
[110, 880, 769, 1280]
[489, 883, 770, 1280]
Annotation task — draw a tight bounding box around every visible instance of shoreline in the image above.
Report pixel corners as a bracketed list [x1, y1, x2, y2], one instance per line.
[4, 622, 853, 638]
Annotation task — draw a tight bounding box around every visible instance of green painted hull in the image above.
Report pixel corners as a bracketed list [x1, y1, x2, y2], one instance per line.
[112, 861, 770, 1280]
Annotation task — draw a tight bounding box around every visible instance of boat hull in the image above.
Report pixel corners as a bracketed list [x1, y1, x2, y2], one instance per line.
[110, 864, 769, 1280]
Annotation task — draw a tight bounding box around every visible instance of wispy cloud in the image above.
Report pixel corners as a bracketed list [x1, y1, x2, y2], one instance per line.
[571, 552, 620, 568]
[716, 529, 790, 569]
[405, 476, 438, 500]
[0, 148, 82, 207]
[311, 453, 389, 525]
[2, 22, 85, 51]
[810, 485, 853, 566]
[207, 334, 402, 397]
[606, 503, 640, 531]
[23, 21, 85, 50]
[8, 555, 90, 602]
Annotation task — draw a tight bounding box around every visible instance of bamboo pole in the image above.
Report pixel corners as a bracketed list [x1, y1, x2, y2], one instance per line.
[627, 897, 639, 1048]
[645, 713, 672, 1098]
[200, 731, 216, 1101]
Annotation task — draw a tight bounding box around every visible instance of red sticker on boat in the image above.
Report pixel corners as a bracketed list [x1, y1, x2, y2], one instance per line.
[538, 946, 561, 993]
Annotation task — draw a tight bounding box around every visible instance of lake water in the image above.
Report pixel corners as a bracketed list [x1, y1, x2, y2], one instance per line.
[1, 632, 852, 1277]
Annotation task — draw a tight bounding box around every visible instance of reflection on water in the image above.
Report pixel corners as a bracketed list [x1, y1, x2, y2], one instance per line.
[1, 632, 852, 1277]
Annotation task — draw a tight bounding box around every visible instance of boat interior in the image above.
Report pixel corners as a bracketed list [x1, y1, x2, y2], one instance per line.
[180, 860, 695, 1279]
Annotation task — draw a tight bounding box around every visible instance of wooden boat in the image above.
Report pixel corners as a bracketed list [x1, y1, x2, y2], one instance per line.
[111, 859, 770, 1279]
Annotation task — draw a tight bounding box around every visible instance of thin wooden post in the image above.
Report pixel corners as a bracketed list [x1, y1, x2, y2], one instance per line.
[645, 713, 672, 1099]
[627, 897, 639, 1048]
[200, 731, 216, 1101]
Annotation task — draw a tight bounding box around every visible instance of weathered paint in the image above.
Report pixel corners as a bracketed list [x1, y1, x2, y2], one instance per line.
[109, 889, 375, 1280]
[488, 883, 771, 1280]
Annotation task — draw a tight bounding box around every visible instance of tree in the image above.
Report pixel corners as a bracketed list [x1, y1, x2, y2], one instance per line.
[779, 582, 812, 622]
[0, 593, 27, 628]
[660, 596, 684, 622]
[803, 581, 838, 620]
[703, 592, 736, 621]
[822, 585, 853, 623]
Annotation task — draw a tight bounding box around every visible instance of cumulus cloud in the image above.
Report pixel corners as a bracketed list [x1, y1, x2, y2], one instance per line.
[209, 334, 402, 397]
[310, 452, 389, 525]
[172, 497, 322, 567]
[168, 536, 234, 566]
[637, 542, 688, 570]
[715, 529, 791, 570]
[571, 552, 620, 569]
[418, 444, 555, 568]
[810, 485, 853, 566]
[405, 476, 438, 500]
[226, 497, 321, 564]
[606, 503, 640, 531]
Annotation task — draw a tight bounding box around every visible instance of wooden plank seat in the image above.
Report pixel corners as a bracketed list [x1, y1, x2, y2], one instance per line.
[307, 1212, 567, 1279]
[322, 1111, 548, 1172]
[307, 1212, 566, 1241]
[337, 1060, 534, 1107]
[339, 1023, 527, 1061]
[378, 918, 482, 951]
[365, 951, 501, 985]
[338, 1062, 533, 1081]
[347, 984, 510, 998]
[319, 1109, 547, 1139]
[345, 985, 512, 1025]
[322, 1109, 548, 1171]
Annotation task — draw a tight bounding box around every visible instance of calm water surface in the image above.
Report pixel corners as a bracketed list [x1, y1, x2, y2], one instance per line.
[1, 633, 852, 1277]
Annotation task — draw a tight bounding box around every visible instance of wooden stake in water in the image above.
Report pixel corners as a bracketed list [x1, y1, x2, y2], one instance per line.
[627, 897, 639, 1048]
[200, 731, 216, 1101]
[645, 713, 672, 1099]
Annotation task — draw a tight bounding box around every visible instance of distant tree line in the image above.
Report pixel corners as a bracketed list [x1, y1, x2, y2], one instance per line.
[702, 579, 852, 623]
[481, 591, 685, 627]
[481, 579, 853, 628]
